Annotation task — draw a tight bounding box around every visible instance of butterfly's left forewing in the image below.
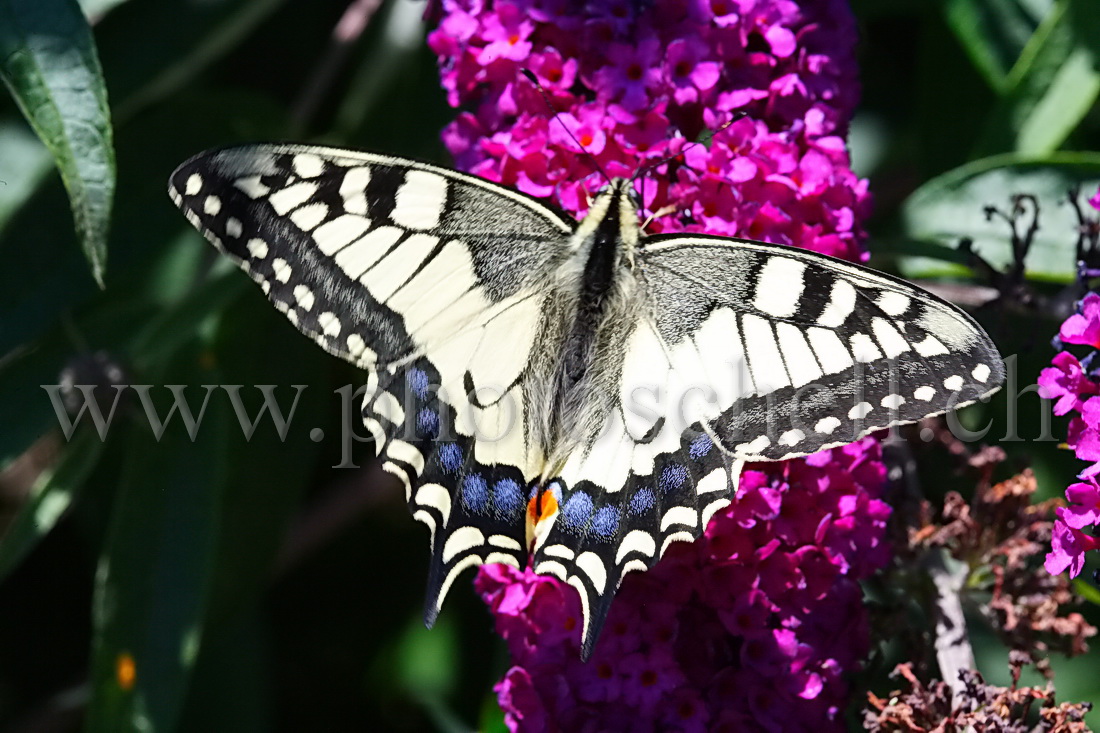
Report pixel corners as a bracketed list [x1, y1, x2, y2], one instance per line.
[169, 144, 576, 618]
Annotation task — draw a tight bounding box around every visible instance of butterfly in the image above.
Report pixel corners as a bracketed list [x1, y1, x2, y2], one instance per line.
[169, 145, 1004, 658]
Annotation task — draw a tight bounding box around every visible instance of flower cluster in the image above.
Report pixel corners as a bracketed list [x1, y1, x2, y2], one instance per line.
[428, 0, 871, 261]
[1040, 190, 1100, 580]
[478, 441, 891, 730]
[429, 0, 882, 728]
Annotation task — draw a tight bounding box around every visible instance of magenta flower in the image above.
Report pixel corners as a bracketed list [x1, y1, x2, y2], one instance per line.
[1039, 351, 1098, 415]
[666, 39, 721, 105]
[1044, 188, 1100, 581]
[429, 0, 882, 728]
[1062, 478, 1100, 529]
[1060, 292, 1100, 348]
[1046, 509, 1100, 577]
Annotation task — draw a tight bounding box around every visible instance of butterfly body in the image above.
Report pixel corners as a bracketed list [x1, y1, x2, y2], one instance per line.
[170, 145, 1004, 658]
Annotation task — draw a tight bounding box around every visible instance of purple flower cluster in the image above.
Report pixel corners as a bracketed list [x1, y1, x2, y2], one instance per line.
[1041, 190, 1100, 578]
[477, 441, 891, 731]
[429, 0, 871, 261]
[429, 0, 883, 727]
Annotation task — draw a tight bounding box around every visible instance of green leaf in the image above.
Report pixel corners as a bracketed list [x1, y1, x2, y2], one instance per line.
[200, 289, 329, 623]
[1073, 577, 1100, 606]
[0, 427, 104, 582]
[899, 152, 1100, 281]
[976, 0, 1100, 156]
[943, 0, 1048, 91]
[0, 0, 116, 286]
[85, 348, 228, 733]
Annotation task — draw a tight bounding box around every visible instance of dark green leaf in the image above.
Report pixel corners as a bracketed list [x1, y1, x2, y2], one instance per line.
[85, 347, 228, 733]
[98, 0, 292, 123]
[943, 0, 1048, 91]
[0, 0, 115, 286]
[975, 0, 1100, 155]
[899, 152, 1100, 281]
[0, 427, 104, 582]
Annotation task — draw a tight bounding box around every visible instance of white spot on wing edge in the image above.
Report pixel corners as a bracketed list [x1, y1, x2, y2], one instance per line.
[246, 239, 269, 259]
[817, 278, 856, 327]
[185, 173, 202, 195]
[486, 552, 520, 567]
[543, 544, 574, 560]
[914, 386, 936, 401]
[574, 551, 608, 594]
[848, 402, 873, 419]
[293, 152, 326, 178]
[695, 468, 728, 495]
[914, 335, 949, 357]
[778, 428, 805, 446]
[413, 482, 451, 521]
[660, 531, 696, 558]
[753, 257, 805, 318]
[881, 394, 905, 409]
[433, 554, 484, 617]
[973, 364, 991, 383]
[233, 175, 270, 199]
[815, 416, 842, 434]
[614, 530, 656, 564]
[392, 169, 448, 230]
[876, 291, 911, 316]
[944, 375, 964, 391]
[442, 525, 485, 564]
[534, 559, 568, 581]
[659, 506, 698, 532]
[489, 534, 522, 551]
[293, 285, 315, 311]
[272, 258, 292, 283]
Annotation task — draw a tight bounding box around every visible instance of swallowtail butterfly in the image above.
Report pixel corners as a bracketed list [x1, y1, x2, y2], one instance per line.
[169, 145, 1004, 658]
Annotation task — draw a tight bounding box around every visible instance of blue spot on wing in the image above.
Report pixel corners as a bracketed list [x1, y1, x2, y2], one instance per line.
[561, 492, 593, 530]
[417, 408, 439, 438]
[407, 368, 430, 399]
[463, 474, 488, 512]
[493, 479, 523, 517]
[628, 487, 655, 515]
[438, 444, 463, 474]
[591, 506, 620, 538]
[689, 433, 713, 459]
[660, 464, 688, 493]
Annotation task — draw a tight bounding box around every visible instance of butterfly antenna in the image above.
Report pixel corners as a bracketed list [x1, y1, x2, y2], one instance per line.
[628, 111, 750, 187]
[628, 111, 752, 218]
[520, 68, 611, 187]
